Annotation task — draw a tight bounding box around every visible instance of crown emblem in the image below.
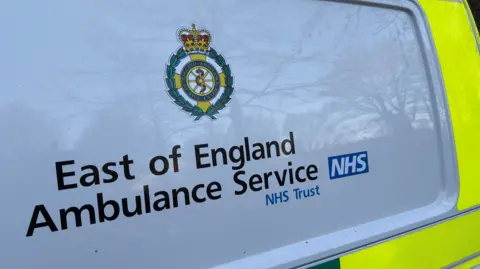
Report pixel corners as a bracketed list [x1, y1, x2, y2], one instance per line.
[166, 24, 234, 121]
[178, 24, 211, 53]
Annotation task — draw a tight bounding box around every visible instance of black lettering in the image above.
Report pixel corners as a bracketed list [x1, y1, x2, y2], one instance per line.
[306, 165, 318, 180]
[97, 193, 120, 222]
[102, 162, 118, 183]
[295, 166, 306, 182]
[263, 172, 272, 190]
[153, 191, 170, 211]
[172, 187, 190, 207]
[266, 141, 280, 158]
[233, 171, 248, 195]
[169, 145, 182, 172]
[26, 205, 58, 237]
[249, 174, 263, 192]
[149, 156, 169, 176]
[120, 154, 135, 180]
[207, 181, 222, 200]
[80, 165, 100, 187]
[121, 196, 142, 217]
[252, 143, 265, 160]
[230, 145, 245, 170]
[211, 147, 227, 167]
[143, 185, 151, 214]
[274, 169, 288, 186]
[288, 162, 294, 184]
[56, 160, 77, 191]
[244, 137, 251, 161]
[192, 184, 206, 203]
[195, 144, 211, 169]
[59, 204, 96, 230]
[281, 132, 296, 155]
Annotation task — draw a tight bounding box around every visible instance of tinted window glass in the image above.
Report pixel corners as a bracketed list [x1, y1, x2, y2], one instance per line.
[469, 0, 480, 31]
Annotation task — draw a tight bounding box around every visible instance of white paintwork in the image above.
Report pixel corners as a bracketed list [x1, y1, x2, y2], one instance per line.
[0, 0, 458, 268]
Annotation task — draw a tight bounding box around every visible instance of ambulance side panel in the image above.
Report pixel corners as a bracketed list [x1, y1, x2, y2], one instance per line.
[0, 0, 461, 268]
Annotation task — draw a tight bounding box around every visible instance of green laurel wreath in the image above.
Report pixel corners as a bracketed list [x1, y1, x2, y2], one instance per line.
[165, 47, 234, 121]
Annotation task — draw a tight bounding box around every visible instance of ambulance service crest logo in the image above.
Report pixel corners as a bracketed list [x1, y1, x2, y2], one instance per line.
[165, 24, 234, 121]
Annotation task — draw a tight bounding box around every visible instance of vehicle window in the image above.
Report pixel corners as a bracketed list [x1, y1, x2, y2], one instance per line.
[468, 0, 480, 32]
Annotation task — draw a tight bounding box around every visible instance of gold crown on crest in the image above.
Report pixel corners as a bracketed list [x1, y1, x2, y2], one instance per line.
[178, 24, 211, 53]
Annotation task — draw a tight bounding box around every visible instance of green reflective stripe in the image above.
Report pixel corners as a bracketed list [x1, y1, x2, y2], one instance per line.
[308, 259, 341, 269]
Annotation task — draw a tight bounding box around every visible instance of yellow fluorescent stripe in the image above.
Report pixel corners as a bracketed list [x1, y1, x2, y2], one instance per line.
[340, 210, 480, 269]
[419, 0, 480, 210]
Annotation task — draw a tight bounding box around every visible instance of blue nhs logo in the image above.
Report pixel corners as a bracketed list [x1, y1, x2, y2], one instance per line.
[328, 151, 369, 180]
